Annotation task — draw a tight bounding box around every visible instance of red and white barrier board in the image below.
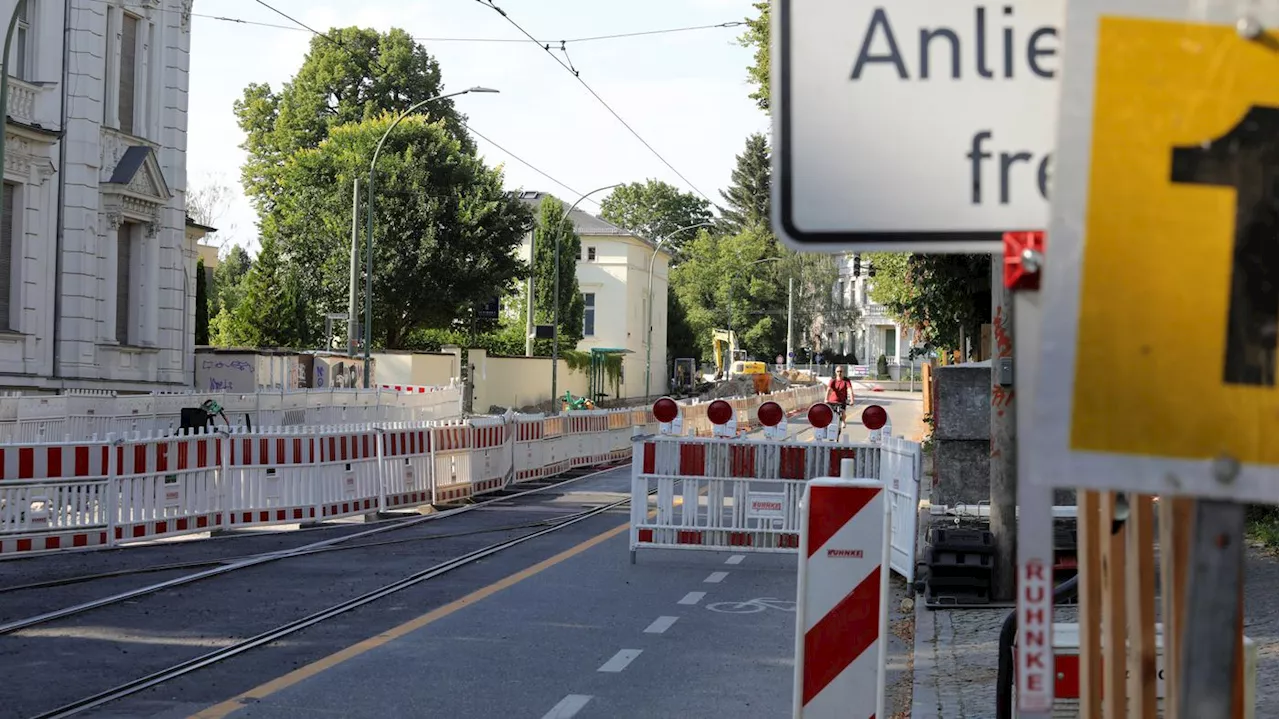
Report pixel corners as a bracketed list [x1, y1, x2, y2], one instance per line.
[793, 475, 891, 719]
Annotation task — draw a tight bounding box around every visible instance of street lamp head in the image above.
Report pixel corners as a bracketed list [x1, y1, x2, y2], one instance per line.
[467, 86, 500, 94]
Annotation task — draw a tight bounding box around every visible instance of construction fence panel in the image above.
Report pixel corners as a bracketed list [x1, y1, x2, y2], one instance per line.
[379, 423, 435, 510]
[429, 423, 473, 503]
[0, 439, 113, 552]
[882, 436, 922, 584]
[630, 436, 882, 556]
[512, 415, 546, 483]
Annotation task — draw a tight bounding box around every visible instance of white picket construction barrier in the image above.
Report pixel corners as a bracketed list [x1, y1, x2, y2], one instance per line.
[0, 385, 464, 443]
[792, 469, 891, 719]
[379, 423, 434, 511]
[0, 382, 824, 558]
[629, 435, 883, 559]
[881, 437, 921, 583]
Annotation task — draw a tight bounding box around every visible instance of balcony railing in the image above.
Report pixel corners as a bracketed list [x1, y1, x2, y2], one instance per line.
[6, 78, 39, 126]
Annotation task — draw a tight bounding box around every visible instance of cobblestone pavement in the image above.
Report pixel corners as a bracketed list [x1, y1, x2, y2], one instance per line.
[911, 548, 1278, 718]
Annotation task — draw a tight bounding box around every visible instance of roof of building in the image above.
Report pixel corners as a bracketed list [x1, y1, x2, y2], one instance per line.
[186, 215, 217, 233]
[513, 190, 669, 256]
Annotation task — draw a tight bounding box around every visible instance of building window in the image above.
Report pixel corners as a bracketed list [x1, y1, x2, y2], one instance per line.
[883, 327, 897, 357]
[586, 246, 597, 262]
[116, 222, 136, 343]
[13, 0, 31, 81]
[118, 12, 139, 135]
[582, 292, 595, 337]
[0, 183, 14, 331]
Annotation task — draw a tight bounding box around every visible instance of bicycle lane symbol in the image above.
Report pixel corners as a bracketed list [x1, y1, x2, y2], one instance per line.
[704, 597, 797, 614]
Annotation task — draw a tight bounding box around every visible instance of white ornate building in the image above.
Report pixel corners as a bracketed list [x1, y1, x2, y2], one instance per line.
[828, 253, 920, 379]
[0, 0, 205, 392]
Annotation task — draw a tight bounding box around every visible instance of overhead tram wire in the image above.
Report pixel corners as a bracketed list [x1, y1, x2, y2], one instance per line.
[106, 0, 744, 47]
[473, 0, 717, 205]
[248, 0, 604, 212]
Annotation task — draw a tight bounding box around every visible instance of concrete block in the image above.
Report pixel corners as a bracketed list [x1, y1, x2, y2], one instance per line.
[931, 439, 990, 506]
[933, 364, 991, 441]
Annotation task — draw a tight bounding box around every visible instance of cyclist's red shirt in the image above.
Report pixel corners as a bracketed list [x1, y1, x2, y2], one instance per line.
[826, 378, 853, 405]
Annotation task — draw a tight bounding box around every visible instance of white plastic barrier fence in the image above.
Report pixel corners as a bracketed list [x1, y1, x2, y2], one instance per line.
[882, 437, 922, 583]
[0, 382, 836, 557]
[629, 435, 884, 558]
[0, 385, 464, 444]
[792, 467, 891, 719]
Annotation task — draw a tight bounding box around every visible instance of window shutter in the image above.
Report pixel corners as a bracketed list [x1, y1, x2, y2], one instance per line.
[116, 223, 132, 343]
[0, 184, 13, 331]
[118, 14, 137, 135]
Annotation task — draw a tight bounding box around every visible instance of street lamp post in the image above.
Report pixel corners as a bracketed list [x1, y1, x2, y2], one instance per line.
[360, 86, 499, 387]
[644, 221, 712, 399]
[550, 184, 620, 406]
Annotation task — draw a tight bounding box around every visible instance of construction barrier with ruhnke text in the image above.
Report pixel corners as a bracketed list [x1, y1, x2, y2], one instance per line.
[0, 384, 835, 558]
[629, 399, 923, 584]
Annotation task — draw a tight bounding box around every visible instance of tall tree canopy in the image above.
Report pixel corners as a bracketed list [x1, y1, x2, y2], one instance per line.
[235, 27, 469, 218]
[270, 116, 532, 348]
[532, 195, 585, 348]
[740, 2, 771, 113]
[865, 253, 991, 353]
[599, 179, 713, 255]
[718, 133, 771, 234]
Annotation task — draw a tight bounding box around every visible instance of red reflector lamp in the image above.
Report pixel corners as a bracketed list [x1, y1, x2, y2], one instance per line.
[652, 397, 679, 424]
[707, 400, 734, 426]
[862, 404, 887, 431]
[757, 401, 784, 428]
[807, 403, 834, 429]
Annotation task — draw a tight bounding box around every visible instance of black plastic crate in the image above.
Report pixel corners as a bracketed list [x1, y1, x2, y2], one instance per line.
[925, 583, 991, 606]
[926, 527, 995, 554]
[925, 548, 995, 571]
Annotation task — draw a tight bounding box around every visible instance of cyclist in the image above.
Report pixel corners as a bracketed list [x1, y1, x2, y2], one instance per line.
[825, 366, 854, 434]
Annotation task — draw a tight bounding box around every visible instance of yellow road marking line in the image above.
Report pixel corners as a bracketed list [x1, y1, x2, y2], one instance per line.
[188, 519, 630, 719]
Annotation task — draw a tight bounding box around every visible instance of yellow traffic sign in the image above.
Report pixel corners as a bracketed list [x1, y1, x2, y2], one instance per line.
[1034, 7, 1278, 501]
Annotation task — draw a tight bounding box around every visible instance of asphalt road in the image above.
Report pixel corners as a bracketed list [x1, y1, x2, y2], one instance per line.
[0, 407, 926, 719]
[0, 467, 637, 719]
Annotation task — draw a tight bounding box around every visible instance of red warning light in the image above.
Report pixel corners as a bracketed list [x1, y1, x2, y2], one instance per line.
[707, 400, 734, 426]
[862, 404, 887, 431]
[807, 403, 834, 429]
[758, 401, 784, 428]
[652, 397, 679, 424]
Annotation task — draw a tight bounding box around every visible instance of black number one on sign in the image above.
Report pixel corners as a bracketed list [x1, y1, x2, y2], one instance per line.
[1170, 105, 1278, 387]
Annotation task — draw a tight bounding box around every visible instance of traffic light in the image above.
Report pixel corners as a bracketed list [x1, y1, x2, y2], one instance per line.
[868, 263, 877, 278]
[853, 254, 861, 277]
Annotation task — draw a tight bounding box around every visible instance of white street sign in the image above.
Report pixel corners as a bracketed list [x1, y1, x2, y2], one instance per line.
[772, 0, 1063, 253]
[1029, 0, 1278, 501]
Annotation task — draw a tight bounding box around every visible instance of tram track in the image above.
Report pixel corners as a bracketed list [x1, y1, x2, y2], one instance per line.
[24, 493, 636, 719]
[0, 461, 630, 635]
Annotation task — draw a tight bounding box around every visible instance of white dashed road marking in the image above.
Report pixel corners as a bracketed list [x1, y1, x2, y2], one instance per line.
[644, 616, 679, 634]
[678, 591, 706, 605]
[541, 694, 593, 718]
[705, 571, 729, 583]
[598, 648, 643, 673]
[725, 555, 745, 565]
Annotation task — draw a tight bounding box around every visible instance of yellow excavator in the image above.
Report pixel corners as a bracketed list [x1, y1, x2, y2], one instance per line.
[711, 329, 772, 394]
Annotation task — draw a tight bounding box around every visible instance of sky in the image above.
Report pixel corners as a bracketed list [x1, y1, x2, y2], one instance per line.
[186, 0, 767, 254]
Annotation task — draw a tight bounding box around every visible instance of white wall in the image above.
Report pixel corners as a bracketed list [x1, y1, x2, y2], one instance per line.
[0, 0, 195, 393]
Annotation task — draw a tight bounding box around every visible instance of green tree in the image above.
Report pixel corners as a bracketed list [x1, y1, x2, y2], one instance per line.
[531, 195, 584, 350]
[235, 27, 468, 218]
[718, 133, 771, 234]
[213, 245, 251, 315]
[865, 253, 990, 353]
[273, 116, 532, 349]
[740, 2, 771, 113]
[599, 179, 713, 255]
[194, 258, 209, 345]
[218, 236, 311, 348]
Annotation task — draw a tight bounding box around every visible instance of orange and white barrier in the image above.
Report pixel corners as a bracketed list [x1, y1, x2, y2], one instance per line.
[792, 468, 891, 719]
